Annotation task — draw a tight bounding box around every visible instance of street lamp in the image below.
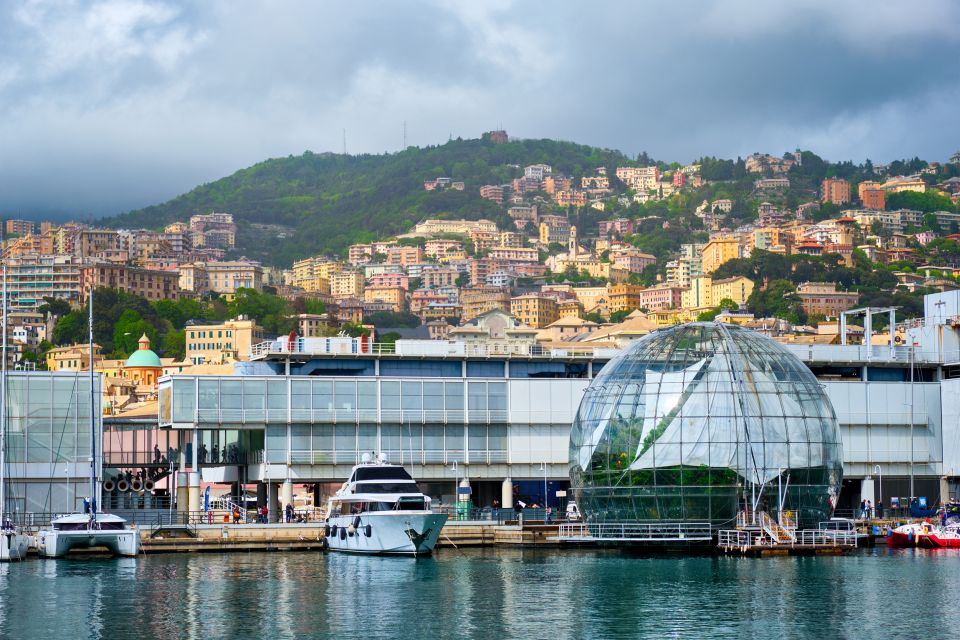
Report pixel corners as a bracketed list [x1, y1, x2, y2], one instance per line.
[450, 460, 458, 519]
[539, 461, 548, 516]
[874, 464, 883, 511]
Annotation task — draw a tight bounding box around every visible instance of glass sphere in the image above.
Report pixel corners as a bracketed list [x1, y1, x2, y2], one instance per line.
[569, 322, 843, 530]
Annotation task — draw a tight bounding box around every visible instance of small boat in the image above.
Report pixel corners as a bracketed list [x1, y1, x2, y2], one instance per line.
[38, 513, 139, 558]
[325, 453, 447, 555]
[926, 524, 960, 549]
[886, 521, 937, 547]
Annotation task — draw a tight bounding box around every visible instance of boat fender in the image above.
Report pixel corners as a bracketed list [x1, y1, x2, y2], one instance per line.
[324, 525, 331, 537]
[339, 528, 346, 540]
[364, 525, 372, 537]
[353, 516, 362, 529]
[347, 525, 356, 536]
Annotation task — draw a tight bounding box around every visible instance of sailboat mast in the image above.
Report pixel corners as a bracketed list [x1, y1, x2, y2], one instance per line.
[88, 286, 96, 518]
[1, 263, 7, 526]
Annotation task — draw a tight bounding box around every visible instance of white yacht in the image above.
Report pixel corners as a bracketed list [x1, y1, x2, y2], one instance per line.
[38, 513, 139, 558]
[325, 454, 447, 555]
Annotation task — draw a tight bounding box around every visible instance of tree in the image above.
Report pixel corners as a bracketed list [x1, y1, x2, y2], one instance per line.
[52, 311, 86, 345]
[112, 309, 157, 358]
[162, 329, 186, 360]
[747, 279, 806, 324]
[38, 297, 71, 319]
[609, 309, 633, 323]
[228, 288, 292, 334]
[887, 190, 956, 213]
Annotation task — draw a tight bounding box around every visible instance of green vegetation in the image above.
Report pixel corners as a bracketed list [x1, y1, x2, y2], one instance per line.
[48, 287, 331, 361]
[103, 137, 636, 266]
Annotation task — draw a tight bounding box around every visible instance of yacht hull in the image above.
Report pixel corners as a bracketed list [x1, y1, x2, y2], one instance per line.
[326, 512, 447, 555]
[0, 531, 30, 561]
[38, 529, 140, 558]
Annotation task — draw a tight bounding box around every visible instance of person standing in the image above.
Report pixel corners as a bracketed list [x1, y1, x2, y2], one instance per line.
[876, 500, 884, 519]
[285, 502, 293, 524]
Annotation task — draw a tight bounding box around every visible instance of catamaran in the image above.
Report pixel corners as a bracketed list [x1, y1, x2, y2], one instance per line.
[325, 453, 447, 555]
[0, 263, 29, 561]
[36, 287, 140, 558]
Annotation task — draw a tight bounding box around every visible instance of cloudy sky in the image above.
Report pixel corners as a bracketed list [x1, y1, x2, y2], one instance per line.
[1, 0, 959, 217]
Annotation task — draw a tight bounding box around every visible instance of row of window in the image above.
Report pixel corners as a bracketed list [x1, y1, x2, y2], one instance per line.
[189, 330, 234, 339]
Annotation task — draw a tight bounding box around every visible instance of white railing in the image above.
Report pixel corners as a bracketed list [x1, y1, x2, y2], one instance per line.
[717, 528, 857, 548]
[190, 408, 511, 425]
[717, 529, 756, 547]
[781, 343, 946, 364]
[555, 521, 713, 542]
[287, 449, 509, 466]
[250, 338, 619, 360]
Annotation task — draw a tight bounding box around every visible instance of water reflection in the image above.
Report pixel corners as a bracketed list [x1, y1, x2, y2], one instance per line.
[0, 548, 958, 639]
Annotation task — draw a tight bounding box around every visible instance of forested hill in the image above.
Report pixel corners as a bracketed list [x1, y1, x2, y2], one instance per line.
[103, 136, 638, 266]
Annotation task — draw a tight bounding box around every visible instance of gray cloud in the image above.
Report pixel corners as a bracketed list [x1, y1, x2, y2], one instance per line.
[1, 0, 958, 217]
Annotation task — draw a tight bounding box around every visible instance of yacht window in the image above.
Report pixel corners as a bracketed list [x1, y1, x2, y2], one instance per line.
[354, 467, 414, 482]
[358, 482, 418, 494]
[397, 497, 426, 510]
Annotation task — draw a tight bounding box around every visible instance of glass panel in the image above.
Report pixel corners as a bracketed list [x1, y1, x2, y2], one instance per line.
[358, 424, 377, 452]
[335, 381, 356, 410]
[312, 425, 333, 451]
[488, 382, 507, 411]
[265, 425, 286, 463]
[357, 382, 377, 410]
[445, 382, 464, 411]
[312, 380, 333, 412]
[468, 382, 486, 411]
[401, 381, 422, 411]
[381, 381, 401, 411]
[290, 425, 310, 450]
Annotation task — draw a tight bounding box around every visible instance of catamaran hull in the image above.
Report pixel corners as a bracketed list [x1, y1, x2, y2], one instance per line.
[326, 513, 447, 555]
[38, 529, 140, 558]
[0, 532, 30, 561]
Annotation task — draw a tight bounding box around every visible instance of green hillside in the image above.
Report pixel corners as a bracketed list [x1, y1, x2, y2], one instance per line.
[104, 136, 638, 266]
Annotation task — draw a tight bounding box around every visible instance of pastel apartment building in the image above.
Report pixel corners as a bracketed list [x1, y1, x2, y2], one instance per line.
[821, 178, 852, 205]
[701, 237, 741, 274]
[185, 318, 264, 365]
[329, 270, 365, 299]
[510, 294, 559, 329]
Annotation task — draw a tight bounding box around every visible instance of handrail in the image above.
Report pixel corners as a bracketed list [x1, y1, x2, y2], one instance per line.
[249, 338, 619, 361]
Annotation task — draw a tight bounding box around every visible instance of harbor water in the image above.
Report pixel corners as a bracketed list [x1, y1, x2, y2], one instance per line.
[2, 548, 958, 639]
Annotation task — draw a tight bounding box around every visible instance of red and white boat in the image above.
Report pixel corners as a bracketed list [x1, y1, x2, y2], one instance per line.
[926, 524, 960, 549]
[886, 521, 937, 547]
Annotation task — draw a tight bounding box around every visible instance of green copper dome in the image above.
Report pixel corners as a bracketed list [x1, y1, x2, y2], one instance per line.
[125, 334, 162, 368]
